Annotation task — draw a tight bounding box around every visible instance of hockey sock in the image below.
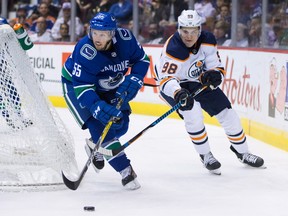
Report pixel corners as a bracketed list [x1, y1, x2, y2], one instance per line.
[102, 139, 131, 172]
[102, 139, 122, 160]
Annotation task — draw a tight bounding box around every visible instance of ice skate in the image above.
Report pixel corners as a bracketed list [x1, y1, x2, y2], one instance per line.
[120, 165, 141, 190]
[230, 145, 265, 168]
[85, 140, 105, 173]
[200, 152, 222, 175]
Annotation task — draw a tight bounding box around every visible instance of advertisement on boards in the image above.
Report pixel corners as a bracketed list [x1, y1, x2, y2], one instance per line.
[27, 44, 288, 135]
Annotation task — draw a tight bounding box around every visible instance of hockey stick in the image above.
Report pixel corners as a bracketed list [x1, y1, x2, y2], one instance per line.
[97, 84, 209, 157]
[143, 82, 159, 87]
[62, 97, 124, 190]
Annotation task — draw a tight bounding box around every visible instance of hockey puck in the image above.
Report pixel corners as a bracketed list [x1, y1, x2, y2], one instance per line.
[84, 206, 95, 211]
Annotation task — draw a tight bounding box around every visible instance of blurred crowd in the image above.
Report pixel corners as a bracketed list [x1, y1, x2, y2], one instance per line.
[1, 0, 288, 48]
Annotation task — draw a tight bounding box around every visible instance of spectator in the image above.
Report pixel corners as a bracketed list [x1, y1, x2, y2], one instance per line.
[153, 0, 187, 41]
[109, 0, 133, 28]
[9, 6, 31, 30]
[139, 0, 153, 26]
[56, 0, 72, 19]
[150, 0, 168, 24]
[76, 0, 94, 23]
[36, 2, 56, 23]
[215, 3, 231, 25]
[194, 0, 216, 24]
[214, 0, 230, 13]
[79, 22, 90, 39]
[93, 0, 116, 14]
[237, 3, 251, 25]
[248, 0, 262, 18]
[145, 22, 164, 44]
[29, 2, 55, 32]
[41, 0, 61, 19]
[29, 16, 53, 42]
[53, 22, 70, 42]
[273, 25, 288, 49]
[213, 20, 229, 45]
[93, 0, 117, 14]
[248, 15, 262, 47]
[51, 2, 84, 41]
[222, 23, 249, 47]
[265, 14, 277, 47]
[127, 20, 146, 44]
[159, 0, 188, 27]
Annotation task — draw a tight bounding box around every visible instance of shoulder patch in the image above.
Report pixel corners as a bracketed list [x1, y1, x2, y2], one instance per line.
[117, 28, 132, 40]
[80, 44, 97, 60]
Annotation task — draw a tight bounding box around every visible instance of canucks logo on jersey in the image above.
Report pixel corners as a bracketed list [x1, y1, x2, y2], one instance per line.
[98, 73, 124, 90]
[80, 44, 97, 60]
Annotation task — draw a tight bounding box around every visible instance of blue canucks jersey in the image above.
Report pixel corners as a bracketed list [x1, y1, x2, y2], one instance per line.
[62, 28, 150, 110]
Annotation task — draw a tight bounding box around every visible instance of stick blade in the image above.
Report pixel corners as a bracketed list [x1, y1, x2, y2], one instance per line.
[62, 171, 81, 190]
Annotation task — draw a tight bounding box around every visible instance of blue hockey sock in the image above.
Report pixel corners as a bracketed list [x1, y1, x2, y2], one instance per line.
[103, 139, 130, 172]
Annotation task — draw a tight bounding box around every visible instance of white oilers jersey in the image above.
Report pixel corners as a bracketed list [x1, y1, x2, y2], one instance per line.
[155, 31, 225, 98]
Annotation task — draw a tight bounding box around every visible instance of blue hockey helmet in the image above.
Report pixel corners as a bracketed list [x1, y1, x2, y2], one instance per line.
[89, 12, 117, 31]
[0, 16, 8, 25]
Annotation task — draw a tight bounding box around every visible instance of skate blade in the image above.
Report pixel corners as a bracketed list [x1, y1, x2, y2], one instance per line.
[92, 165, 101, 173]
[244, 164, 267, 169]
[259, 165, 267, 169]
[209, 168, 221, 175]
[124, 179, 141, 190]
[239, 159, 267, 169]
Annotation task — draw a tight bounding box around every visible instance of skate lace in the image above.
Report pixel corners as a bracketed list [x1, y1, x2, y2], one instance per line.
[204, 153, 218, 165]
[242, 153, 257, 164]
[95, 151, 104, 161]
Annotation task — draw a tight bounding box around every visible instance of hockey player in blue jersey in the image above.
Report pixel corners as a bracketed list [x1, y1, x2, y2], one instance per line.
[61, 12, 150, 190]
[155, 10, 264, 175]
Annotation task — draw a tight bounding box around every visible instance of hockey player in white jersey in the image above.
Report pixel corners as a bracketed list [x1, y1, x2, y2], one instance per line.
[155, 10, 264, 174]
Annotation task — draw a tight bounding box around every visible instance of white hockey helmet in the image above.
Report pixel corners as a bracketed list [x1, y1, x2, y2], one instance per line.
[178, 10, 202, 31]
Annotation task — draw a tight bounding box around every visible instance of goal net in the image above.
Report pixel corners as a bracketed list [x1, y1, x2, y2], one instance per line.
[0, 24, 78, 191]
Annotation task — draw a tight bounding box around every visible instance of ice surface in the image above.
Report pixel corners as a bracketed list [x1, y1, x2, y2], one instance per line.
[1, 108, 287, 216]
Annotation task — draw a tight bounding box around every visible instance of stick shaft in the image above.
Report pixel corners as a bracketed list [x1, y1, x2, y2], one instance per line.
[98, 84, 208, 157]
[62, 97, 124, 190]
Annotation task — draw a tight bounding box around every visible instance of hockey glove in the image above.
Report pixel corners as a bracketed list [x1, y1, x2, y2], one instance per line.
[200, 70, 223, 90]
[90, 100, 123, 129]
[174, 88, 194, 111]
[116, 74, 143, 104]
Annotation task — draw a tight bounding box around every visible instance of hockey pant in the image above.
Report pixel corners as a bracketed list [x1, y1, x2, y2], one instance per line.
[62, 80, 131, 172]
[160, 83, 248, 154]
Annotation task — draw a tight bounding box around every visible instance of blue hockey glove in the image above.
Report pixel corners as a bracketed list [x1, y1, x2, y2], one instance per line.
[174, 88, 194, 111]
[200, 70, 223, 90]
[90, 100, 123, 129]
[116, 74, 143, 104]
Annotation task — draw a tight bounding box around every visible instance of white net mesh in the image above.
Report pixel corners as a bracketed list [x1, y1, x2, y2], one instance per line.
[0, 24, 78, 191]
